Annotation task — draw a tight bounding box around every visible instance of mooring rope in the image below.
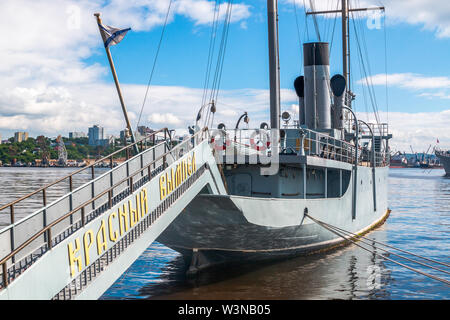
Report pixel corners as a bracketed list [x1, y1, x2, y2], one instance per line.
[305, 213, 450, 286]
[315, 219, 450, 276]
[315, 217, 450, 269]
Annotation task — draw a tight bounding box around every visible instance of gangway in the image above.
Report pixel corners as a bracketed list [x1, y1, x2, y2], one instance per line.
[0, 128, 226, 300]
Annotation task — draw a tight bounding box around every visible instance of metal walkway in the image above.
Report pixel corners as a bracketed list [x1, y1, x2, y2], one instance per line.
[0, 128, 226, 300]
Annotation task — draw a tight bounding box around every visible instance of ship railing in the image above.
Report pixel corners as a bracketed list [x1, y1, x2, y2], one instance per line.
[300, 129, 357, 165]
[435, 150, 450, 157]
[0, 128, 209, 289]
[212, 128, 389, 168]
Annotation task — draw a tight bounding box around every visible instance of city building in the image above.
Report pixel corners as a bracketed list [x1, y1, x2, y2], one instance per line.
[14, 131, 29, 143]
[69, 132, 87, 139]
[88, 125, 104, 146]
[120, 129, 128, 141]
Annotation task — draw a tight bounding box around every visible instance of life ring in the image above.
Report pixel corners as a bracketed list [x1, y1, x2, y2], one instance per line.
[210, 136, 230, 151]
[250, 131, 271, 151]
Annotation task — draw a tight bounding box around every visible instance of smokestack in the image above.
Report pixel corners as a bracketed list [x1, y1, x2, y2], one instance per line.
[294, 76, 305, 125]
[303, 42, 331, 130]
[330, 74, 346, 129]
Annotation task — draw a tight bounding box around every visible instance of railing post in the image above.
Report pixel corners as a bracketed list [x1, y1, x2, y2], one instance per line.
[10, 204, 14, 224]
[47, 227, 52, 250]
[81, 207, 85, 227]
[42, 188, 48, 244]
[69, 175, 74, 226]
[108, 190, 112, 209]
[2, 263, 7, 287]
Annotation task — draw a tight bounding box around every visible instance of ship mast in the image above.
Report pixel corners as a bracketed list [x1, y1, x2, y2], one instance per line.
[341, 0, 348, 90]
[267, 0, 281, 129]
[307, 1, 384, 93]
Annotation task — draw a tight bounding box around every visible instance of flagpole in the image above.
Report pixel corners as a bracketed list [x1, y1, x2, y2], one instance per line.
[94, 13, 139, 154]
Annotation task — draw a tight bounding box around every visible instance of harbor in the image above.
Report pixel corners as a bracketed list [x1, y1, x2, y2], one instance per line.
[0, 0, 449, 306]
[0, 166, 447, 300]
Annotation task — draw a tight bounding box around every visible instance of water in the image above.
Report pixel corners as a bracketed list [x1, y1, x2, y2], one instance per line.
[0, 167, 448, 299]
[0, 167, 108, 225]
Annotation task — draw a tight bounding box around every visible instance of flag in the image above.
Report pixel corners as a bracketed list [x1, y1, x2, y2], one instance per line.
[98, 23, 131, 48]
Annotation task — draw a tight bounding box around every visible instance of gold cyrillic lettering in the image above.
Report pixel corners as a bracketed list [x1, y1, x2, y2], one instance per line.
[96, 219, 107, 255]
[182, 159, 188, 180]
[187, 156, 192, 175]
[159, 174, 167, 200]
[118, 204, 129, 236]
[68, 238, 82, 278]
[175, 163, 182, 187]
[140, 189, 148, 217]
[191, 152, 196, 172]
[83, 230, 94, 266]
[166, 171, 173, 194]
[108, 211, 118, 242]
[129, 198, 139, 227]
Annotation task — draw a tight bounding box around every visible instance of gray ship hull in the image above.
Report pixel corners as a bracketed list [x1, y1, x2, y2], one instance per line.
[157, 165, 390, 273]
[436, 152, 450, 176]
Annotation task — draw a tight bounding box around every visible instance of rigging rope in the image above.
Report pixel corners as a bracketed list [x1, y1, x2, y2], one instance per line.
[136, 0, 173, 130]
[305, 213, 450, 286]
[309, 0, 322, 41]
[383, 12, 389, 124]
[293, 0, 303, 73]
[201, 0, 221, 109]
[351, 9, 381, 126]
[201, 0, 234, 129]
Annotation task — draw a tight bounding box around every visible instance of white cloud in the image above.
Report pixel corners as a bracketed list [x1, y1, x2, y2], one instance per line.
[359, 73, 450, 90]
[286, 0, 450, 38]
[148, 112, 182, 125]
[357, 110, 450, 152]
[0, 0, 252, 138]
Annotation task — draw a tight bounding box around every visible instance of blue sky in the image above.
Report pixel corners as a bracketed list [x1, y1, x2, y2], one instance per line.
[0, 0, 449, 152]
[94, 1, 450, 114]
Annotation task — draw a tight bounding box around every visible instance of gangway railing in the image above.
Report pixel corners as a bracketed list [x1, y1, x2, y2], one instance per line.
[0, 128, 212, 294]
[53, 163, 209, 300]
[0, 128, 171, 226]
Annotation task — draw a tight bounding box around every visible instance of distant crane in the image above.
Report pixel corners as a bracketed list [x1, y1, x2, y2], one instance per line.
[56, 135, 67, 166]
[409, 145, 420, 167]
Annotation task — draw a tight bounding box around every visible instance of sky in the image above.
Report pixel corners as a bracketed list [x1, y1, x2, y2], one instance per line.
[0, 0, 449, 153]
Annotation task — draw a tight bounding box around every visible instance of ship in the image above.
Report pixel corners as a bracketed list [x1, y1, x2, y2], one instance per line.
[390, 152, 408, 168]
[157, 0, 392, 274]
[435, 150, 450, 176]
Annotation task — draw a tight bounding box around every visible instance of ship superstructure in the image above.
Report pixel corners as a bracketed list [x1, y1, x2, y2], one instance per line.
[436, 150, 450, 176]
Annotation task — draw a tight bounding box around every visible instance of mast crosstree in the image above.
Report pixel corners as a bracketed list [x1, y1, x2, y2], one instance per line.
[306, 1, 384, 91]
